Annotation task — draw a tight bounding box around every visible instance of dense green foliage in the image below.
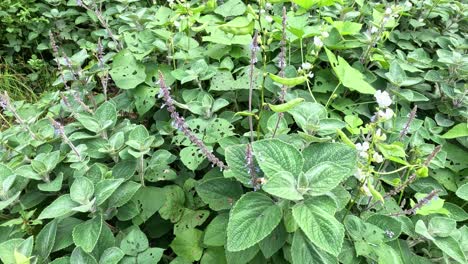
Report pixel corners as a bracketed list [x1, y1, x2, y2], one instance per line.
[0, 0, 467, 263]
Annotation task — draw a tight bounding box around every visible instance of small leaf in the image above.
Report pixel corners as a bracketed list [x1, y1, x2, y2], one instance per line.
[99, 247, 124, 264]
[170, 229, 204, 262]
[70, 177, 94, 204]
[72, 215, 103, 252]
[455, 183, 468, 201]
[38, 195, 79, 219]
[34, 219, 58, 261]
[120, 227, 149, 256]
[441, 124, 468, 139]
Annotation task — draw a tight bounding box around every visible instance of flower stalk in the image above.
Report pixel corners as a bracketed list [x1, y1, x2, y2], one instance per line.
[158, 72, 226, 170]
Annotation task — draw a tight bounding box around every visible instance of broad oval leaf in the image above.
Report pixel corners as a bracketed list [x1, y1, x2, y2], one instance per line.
[227, 192, 282, 252]
[72, 215, 103, 253]
[262, 171, 303, 201]
[292, 199, 345, 256]
[252, 139, 304, 178]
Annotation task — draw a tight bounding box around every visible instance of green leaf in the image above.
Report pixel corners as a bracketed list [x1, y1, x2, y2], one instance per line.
[266, 98, 305, 113]
[330, 21, 362, 35]
[214, 0, 246, 17]
[428, 217, 456, 237]
[180, 146, 205, 171]
[158, 185, 184, 223]
[34, 219, 57, 261]
[70, 247, 98, 264]
[441, 124, 468, 139]
[262, 171, 303, 201]
[0, 239, 23, 264]
[0, 191, 21, 211]
[325, 47, 375, 94]
[132, 186, 166, 224]
[258, 224, 287, 259]
[224, 144, 252, 186]
[291, 0, 316, 9]
[302, 143, 357, 172]
[99, 247, 125, 264]
[288, 102, 326, 133]
[38, 173, 63, 192]
[108, 181, 141, 208]
[268, 73, 307, 87]
[95, 179, 124, 206]
[195, 178, 243, 211]
[174, 209, 210, 235]
[70, 177, 94, 204]
[227, 192, 282, 251]
[120, 227, 149, 256]
[38, 195, 79, 219]
[95, 101, 117, 129]
[219, 17, 254, 35]
[291, 231, 337, 264]
[137, 248, 165, 263]
[201, 247, 227, 264]
[203, 213, 228, 247]
[433, 237, 467, 263]
[252, 139, 304, 178]
[170, 229, 204, 262]
[72, 215, 103, 252]
[292, 199, 344, 256]
[456, 183, 468, 201]
[376, 143, 406, 159]
[304, 162, 350, 196]
[109, 50, 146, 89]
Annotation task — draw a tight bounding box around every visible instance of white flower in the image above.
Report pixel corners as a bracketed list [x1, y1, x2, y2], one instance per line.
[374, 90, 392, 108]
[373, 152, 384, 163]
[355, 142, 370, 152]
[313, 36, 323, 48]
[405, 1, 412, 8]
[378, 108, 394, 120]
[360, 151, 369, 159]
[385, 7, 393, 16]
[260, 9, 266, 14]
[370, 26, 379, 34]
[174, 20, 180, 28]
[354, 168, 365, 181]
[382, 16, 390, 25]
[307, 72, 314, 79]
[168, 0, 174, 5]
[301, 62, 312, 70]
[265, 15, 273, 23]
[265, 3, 273, 10]
[375, 128, 387, 141]
[321, 31, 329, 38]
[361, 183, 372, 196]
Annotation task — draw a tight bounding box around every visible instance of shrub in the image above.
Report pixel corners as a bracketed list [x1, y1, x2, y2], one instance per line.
[0, 0, 467, 263]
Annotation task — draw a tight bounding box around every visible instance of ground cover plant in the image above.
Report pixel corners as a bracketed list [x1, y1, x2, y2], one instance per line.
[0, 0, 467, 263]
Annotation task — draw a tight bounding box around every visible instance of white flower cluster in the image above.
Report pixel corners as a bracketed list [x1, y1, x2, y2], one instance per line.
[373, 90, 394, 121]
[355, 128, 385, 164]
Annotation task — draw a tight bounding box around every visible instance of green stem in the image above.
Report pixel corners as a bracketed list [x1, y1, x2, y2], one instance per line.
[325, 82, 341, 108]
